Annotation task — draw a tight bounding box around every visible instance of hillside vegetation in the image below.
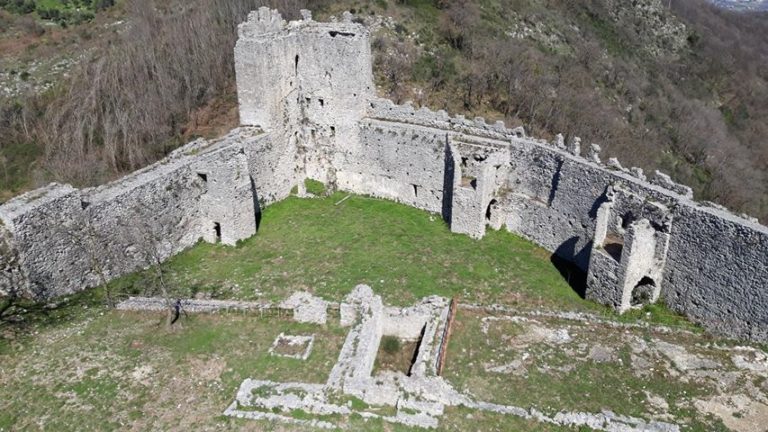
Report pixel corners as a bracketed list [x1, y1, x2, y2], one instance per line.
[0, 0, 767, 221]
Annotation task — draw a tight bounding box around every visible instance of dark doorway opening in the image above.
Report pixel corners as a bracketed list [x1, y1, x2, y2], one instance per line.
[602, 234, 624, 262]
[486, 199, 497, 221]
[631, 277, 656, 307]
[214, 222, 222, 243]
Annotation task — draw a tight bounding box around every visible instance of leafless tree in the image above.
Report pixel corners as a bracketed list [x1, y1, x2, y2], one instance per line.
[55, 219, 116, 308]
[116, 199, 193, 327]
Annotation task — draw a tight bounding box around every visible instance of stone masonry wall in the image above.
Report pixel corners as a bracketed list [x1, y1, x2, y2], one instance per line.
[235, 8, 373, 192]
[357, 100, 768, 340]
[0, 128, 266, 299]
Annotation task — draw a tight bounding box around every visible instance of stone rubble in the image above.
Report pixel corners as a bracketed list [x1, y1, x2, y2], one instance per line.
[279, 291, 328, 324]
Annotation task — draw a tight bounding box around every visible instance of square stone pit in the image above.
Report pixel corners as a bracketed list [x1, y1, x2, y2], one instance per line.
[268, 333, 315, 360]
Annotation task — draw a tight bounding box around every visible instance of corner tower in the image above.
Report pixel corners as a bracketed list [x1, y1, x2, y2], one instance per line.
[235, 8, 373, 189]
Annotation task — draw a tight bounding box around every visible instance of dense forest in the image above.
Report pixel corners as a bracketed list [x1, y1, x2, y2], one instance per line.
[0, 0, 767, 221]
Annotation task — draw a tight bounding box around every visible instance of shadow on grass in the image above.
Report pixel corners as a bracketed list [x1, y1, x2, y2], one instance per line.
[550, 254, 587, 299]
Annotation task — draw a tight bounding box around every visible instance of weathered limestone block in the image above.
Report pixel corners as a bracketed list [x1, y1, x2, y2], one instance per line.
[328, 285, 383, 396]
[0, 225, 24, 297]
[339, 284, 376, 326]
[651, 170, 694, 199]
[554, 133, 566, 150]
[588, 143, 602, 164]
[569, 136, 582, 156]
[630, 167, 646, 180]
[280, 291, 328, 324]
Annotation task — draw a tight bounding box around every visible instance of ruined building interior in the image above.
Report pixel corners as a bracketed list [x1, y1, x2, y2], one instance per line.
[1, 8, 767, 344]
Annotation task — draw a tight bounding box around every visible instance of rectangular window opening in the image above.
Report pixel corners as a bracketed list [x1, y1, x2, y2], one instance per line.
[602, 232, 624, 262]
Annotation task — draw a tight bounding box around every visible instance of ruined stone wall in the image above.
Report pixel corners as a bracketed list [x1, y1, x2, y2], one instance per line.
[0, 129, 264, 299]
[664, 206, 768, 341]
[0, 184, 91, 298]
[339, 119, 448, 212]
[352, 97, 768, 341]
[2, 9, 767, 342]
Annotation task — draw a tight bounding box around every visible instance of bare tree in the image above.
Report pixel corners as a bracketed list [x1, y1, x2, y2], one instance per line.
[116, 200, 192, 327]
[55, 219, 116, 308]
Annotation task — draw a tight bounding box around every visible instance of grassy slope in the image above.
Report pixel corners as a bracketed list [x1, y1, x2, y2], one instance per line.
[164, 193, 581, 307]
[444, 310, 734, 432]
[0, 309, 591, 431]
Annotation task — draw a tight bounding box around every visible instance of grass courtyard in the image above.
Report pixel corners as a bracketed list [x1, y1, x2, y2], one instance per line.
[108, 191, 686, 325]
[2, 192, 760, 431]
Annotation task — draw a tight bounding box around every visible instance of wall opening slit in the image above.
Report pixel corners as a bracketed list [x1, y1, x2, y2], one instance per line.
[328, 30, 355, 37]
[214, 222, 222, 243]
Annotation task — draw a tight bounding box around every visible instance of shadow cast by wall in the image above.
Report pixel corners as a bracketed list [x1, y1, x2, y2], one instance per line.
[441, 139, 455, 226]
[250, 176, 262, 231]
[551, 236, 590, 299]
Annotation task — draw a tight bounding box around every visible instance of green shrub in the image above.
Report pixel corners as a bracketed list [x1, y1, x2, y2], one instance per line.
[304, 178, 326, 196]
[381, 335, 400, 355]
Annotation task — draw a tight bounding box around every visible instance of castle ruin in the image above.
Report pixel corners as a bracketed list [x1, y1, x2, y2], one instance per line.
[1, 8, 766, 342]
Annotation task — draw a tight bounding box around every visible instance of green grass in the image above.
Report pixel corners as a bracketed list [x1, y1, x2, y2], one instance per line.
[0, 0, 112, 26]
[381, 335, 400, 354]
[444, 309, 730, 432]
[122, 192, 588, 309]
[0, 311, 348, 430]
[0, 308, 601, 431]
[1, 192, 732, 431]
[304, 178, 326, 195]
[103, 191, 695, 331]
